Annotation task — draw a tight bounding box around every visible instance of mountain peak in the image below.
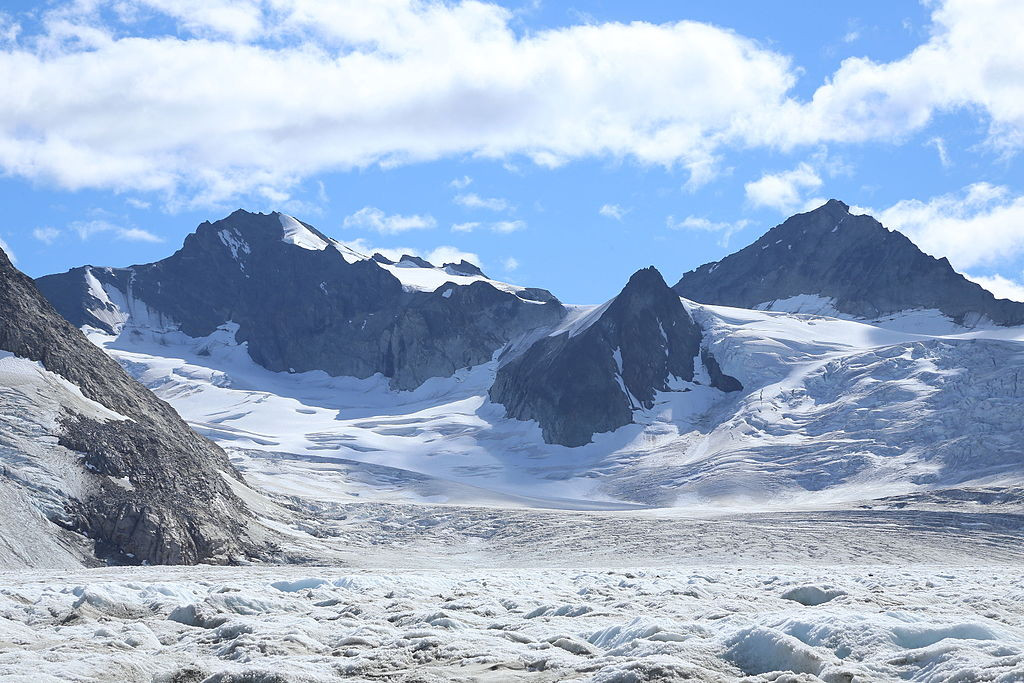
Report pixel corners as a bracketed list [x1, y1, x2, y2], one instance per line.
[675, 204, 1024, 326]
[622, 266, 668, 291]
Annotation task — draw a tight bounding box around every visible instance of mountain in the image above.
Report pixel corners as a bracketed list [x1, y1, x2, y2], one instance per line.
[33, 206, 1024, 512]
[490, 267, 742, 446]
[674, 199, 1024, 326]
[0, 246, 261, 568]
[36, 210, 565, 390]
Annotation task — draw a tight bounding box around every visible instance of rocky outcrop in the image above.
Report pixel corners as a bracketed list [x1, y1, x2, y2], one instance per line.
[0, 246, 259, 565]
[490, 267, 742, 446]
[37, 210, 565, 390]
[674, 199, 1024, 325]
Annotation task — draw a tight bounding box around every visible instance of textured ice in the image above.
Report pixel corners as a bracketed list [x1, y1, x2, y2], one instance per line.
[0, 565, 1021, 681]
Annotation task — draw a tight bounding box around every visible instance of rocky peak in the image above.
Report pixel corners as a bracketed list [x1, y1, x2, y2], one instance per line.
[490, 266, 741, 446]
[674, 201, 1024, 326]
[397, 254, 434, 268]
[443, 260, 485, 277]
[37, 210, 566, 391]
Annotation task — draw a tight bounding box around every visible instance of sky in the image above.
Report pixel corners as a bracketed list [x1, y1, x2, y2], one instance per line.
[1, 0, 1023, 304]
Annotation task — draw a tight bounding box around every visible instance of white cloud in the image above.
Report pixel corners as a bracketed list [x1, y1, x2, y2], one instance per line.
[502, 256, 519, 272]
[667, 215, 751, 247]
[744, 163, 823, 213]
[599, 204, 627, 220]
[926, 137, 951, 168]
[449, 175, 473, 189]
[491, 220, 525, 234]
[451, 220, 522, 233]
[342, 207, 436, 235]
[0, 236, 15, 263]
[33, 226, 61, 244]
[0, 1, 1021, 205]
[126, 198, 151, 209]
[767, 0, 1024, 154]
[339, 238, 480, 268]
[70, 219, 162, 242]
[966, 273, 1024, 302]
[427, 246, 481, 267]
[0, 1, 798, 203]
[876, 183, 1024, 270]
[127, 0, 265, 41]
[454, 193, 512, 212]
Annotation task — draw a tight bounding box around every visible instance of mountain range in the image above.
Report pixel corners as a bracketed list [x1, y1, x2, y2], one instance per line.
[2, 198, 1023, 567]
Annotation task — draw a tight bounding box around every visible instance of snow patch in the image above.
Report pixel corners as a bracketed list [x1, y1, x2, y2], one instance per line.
[278, 214, 328, 251]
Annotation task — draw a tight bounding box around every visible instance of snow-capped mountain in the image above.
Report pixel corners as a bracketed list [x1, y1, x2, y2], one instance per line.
[0, 245, 264, 568]
[674, 199, 1024, 326]
[31, 204, 1024, 512]
[37, 210, 563, 390]
[490, 266, 742, 446]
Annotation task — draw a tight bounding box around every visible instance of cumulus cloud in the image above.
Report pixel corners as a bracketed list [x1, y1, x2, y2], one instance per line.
[70, 220, 162, 242]
[744, 163, 823, 213]
[454, 193, 512, 212]
[342, 207, 436, 235]
[449, 175, 473, 189]
[339, 238, 480, 268]
[0, 0, 797, 204]
[0, 0, 1021, 205]
[502, 256, 519, 272]
[428, 245, 481, 267]
[451, 222, 480, 233]
[667, 215, 751, 247]
[966, 273, 1024, 302]
[599, 204, 627, 220]
[32, 226, 61, 244]
[876, 183, 1024, 270]
[490, 220, 525, 234]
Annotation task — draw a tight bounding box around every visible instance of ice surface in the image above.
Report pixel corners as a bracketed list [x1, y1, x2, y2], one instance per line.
[0, 564, 1020, 681]
[85, 294, 1024, 512]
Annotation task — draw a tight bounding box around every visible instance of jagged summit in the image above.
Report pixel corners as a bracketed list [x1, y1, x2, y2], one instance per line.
[674, 200, 1024, 326]
[443, 260, 485, 277]
[37, 210, 564, 391]
[490, 265, 741, 447]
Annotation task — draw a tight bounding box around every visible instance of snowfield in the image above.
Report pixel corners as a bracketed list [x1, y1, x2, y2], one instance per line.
[5, 289, 1019, 680]
[1, 563, 1022, 682]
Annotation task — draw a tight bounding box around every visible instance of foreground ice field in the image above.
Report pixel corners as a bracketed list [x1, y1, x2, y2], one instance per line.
[4, 292, 1015, 680]
[1, 562, 1022, 682]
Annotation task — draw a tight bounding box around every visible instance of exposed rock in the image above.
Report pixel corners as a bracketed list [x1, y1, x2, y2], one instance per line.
[674, 199, 1024, 326]
[37, 210, 565, 390]
[0, 245, 258, 565]
[443, 260, 485, 277]
[490, 267, 741, 446]
[397, 254, 434, 268]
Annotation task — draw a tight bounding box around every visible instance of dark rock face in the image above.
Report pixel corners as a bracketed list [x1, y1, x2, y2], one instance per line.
[490, 267, 741, 447]
[443, 260, 485, 277]
[0, 247, 257, 565]
[37, 210, 565, 390]
[674, 199, 1024, 326]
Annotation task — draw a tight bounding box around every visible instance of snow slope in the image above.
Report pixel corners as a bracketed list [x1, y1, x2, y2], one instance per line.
[87, 296, 1024, 511]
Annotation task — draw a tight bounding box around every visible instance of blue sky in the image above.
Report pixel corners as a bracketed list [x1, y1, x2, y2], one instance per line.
[1, 0, 1022, 303]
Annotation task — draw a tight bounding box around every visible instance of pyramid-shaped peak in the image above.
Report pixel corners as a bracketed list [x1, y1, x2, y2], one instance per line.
[622, 266, 669, 292]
